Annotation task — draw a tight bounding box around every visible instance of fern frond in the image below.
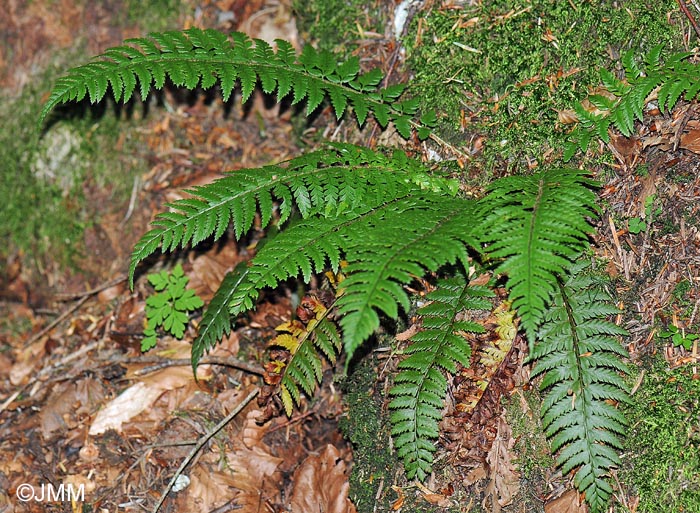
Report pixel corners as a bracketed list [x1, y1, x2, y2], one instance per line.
[191, 261, 251, 372]
[389, 276, 493, 481]
[476, 168, 598, 347]
[129, 144, 457, 287]
[530, 261, 629, 513]
[565, 46, 700, 159]
[272, 312, 342, 416]
[40, 28, 432, 138]
[337, 195, 478, 359]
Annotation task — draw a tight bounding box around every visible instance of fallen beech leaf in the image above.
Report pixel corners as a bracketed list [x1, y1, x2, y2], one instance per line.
[184, 465, 237, 512]
[544, 489, 586, 513]
[483, 414, 520, 512]
[289, 445, 356, 513]
[680, 128, 700, 154]
[88, 382, 162, 435]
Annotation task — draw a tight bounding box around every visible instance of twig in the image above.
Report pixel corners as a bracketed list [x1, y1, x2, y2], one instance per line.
[151, 388, 259, 513]
[678, 0, 700, 40]
[56, 274, 127, 300]
[23, 296, 90, 347]
[130, 355, 265, 377]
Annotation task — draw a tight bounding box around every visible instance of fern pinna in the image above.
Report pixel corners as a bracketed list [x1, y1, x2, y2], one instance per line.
[389, 276, 493, 480]
[41, 27, 632, 513]
[565, 45, 700, 159]
[531, 262, 629, 512]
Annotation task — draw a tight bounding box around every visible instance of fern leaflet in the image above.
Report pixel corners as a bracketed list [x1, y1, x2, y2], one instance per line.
[389, 275, 493, 480]
[40, 28, 435, 138]
[530, 261, 629, 513]
[268, 299, 342, 416]
[476, 168, 598, 347]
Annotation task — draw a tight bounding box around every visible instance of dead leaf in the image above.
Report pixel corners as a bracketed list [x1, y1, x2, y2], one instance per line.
[88, 382, 162, 435]
[483, 414, 520, 512]
[680, 127, 700, 154]
[289, 444, 357, 513]
[545, 489, 587, 513]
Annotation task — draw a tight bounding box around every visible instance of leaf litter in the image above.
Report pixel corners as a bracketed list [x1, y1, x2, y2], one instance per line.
[2, 1, 700, 512]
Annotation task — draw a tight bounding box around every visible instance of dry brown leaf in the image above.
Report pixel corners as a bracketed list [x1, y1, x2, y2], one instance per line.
[88, 382, 162, 435]
[227, 409, 284, 513]
[680, 128, 700, 154]
[545, 489, 587, 513]
[289, 444, 357, 513]
[183, 464, 238, 512]
[483, 414, 520, 512]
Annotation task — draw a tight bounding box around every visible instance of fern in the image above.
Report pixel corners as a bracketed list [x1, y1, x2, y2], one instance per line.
[41, 28, 634, 512]
[268, 301, 342, 416]
[530, 261, 629, 513]
[129, 144, 455, 287]
[389, 276, 493, 480]
[39, 28, 435, 138]
[475, 168, 599, 346]
[565, 45, 700, 159]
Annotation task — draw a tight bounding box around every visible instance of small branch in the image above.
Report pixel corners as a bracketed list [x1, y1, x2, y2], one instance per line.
[151, 388, 259, 513]
[678, 0, 700, 40]
[130, 355, 265, 377]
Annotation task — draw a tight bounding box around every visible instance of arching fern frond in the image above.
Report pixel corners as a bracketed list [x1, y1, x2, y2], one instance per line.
[40, 28, 434, 138]
[191, 192, 477, 370]
[564, 45, 700, 160]
[129, 144, 457, 287]
[475, 168, 598, 347]
[530, 261, 629, 513]
[389, 275, 493, 480]
[337, 195, 478, 359]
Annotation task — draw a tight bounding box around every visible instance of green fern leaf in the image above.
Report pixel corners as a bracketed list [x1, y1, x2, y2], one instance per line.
[476, 168, 598, 347]
[192, 262, 251, 372]
[530, 261, 629, 513]
[389, 276, 492, 481]
[129, 145, 453, 287]
[40, 28, 431, 139]
[338, 195, 478, 360]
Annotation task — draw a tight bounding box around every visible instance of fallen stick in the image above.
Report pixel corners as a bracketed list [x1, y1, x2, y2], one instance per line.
[151, 388, 260, 513]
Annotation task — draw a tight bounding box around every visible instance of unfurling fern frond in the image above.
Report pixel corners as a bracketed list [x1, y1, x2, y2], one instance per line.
[564, 45, 700, 160]
[389, 276, 493, 480]
[476, 168, 598, 347]
[530, 261, 629, 513]
[129, 144, 457, 287]
[40, 28, 435, 138]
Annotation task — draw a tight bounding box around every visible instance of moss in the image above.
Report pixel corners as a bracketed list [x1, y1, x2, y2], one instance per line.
[404, 0, 682, 172]
[621, 357, 700, 512]
[339, 354, 398, 513]
[292, 0, 387, 54]
[505, 389, 555, 477]
[0, 60, 149, 269]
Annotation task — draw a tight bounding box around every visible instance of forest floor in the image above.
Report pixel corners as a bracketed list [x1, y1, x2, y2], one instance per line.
[0, 1, 699, 513]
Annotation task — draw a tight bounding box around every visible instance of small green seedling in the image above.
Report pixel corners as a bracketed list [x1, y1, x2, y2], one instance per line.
[658, 325, 699, 351]
[142, 264, 204, 352]
[628, 194, 661, 235]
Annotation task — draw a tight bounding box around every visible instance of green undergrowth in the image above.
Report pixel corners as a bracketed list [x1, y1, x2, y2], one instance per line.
[620, 356, 700, 512]
[405, 0, 682, 172]
[0, 62, 149, 269]
[293, 0, 387, 55]
[340, 351, 463, 513]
